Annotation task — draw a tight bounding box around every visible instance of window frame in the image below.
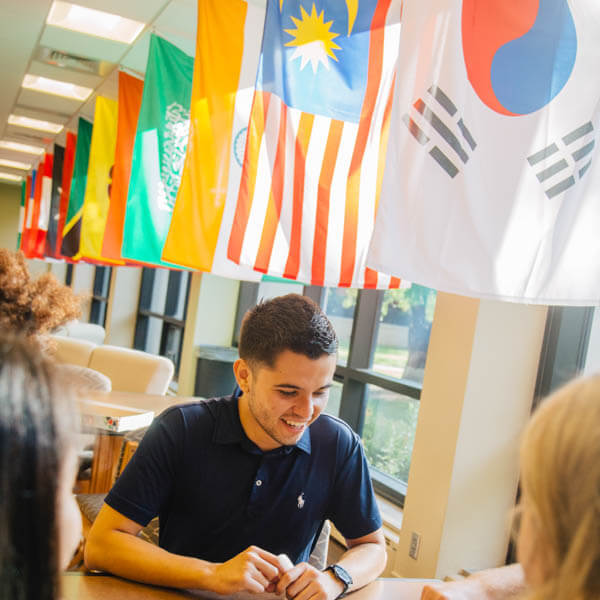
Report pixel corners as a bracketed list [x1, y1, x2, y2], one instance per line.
[89, 266, 112, 327]
[231, 283, 431, 506]
[133, 267, 191, 377]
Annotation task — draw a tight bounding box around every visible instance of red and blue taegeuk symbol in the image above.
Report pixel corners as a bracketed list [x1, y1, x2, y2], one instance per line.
[462, 0, 577, 116]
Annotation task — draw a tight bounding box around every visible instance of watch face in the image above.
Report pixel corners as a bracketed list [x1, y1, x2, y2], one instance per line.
[332, 564, 353, 587]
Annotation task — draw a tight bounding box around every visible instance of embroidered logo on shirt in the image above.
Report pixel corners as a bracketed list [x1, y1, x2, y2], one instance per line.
[297, 493, 305, 509]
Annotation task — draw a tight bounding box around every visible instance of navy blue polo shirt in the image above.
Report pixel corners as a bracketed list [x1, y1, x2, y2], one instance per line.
[105, 393, 381, 564]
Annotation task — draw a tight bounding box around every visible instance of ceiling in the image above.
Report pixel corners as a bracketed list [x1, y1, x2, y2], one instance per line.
[0, 0, 198, 183]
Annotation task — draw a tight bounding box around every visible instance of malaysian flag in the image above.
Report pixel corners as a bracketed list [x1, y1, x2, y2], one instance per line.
[227, 0, 401, 289]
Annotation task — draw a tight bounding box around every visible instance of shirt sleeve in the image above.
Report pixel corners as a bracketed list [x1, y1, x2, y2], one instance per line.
[104, 407, 184, 526]
[326, 431, 382, 540]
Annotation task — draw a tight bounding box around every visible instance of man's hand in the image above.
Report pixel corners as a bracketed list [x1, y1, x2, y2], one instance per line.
[210, 545, 284, 595]
[276, 562, 344, 600]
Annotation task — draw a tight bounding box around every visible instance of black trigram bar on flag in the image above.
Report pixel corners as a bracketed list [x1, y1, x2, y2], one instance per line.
[403, 85, 477, 178]
[527, 121, 595, 199]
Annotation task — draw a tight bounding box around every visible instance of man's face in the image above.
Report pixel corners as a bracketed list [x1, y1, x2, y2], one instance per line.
[235, 349, 337, 451]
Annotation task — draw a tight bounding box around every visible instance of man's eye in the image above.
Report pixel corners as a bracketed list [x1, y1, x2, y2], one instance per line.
[278, 390, 297, 397]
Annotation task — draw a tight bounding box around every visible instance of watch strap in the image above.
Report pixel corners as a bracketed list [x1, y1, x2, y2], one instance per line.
[325, 564, 352, 598]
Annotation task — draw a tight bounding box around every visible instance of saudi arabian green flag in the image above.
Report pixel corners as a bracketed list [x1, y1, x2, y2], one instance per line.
[121, 34, 194, 266]
[61, 118, 93, 257]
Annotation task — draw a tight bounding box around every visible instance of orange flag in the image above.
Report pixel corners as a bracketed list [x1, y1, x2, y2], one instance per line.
[102, 71, 144, 261]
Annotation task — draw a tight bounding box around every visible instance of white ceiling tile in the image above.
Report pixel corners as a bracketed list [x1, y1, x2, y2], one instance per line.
[40, 26, 127, 63]
[28, 59, 104, 89]
[61, 0, 170, 25]
[120, 31, 152, 74]
[17, 89, 85, 117]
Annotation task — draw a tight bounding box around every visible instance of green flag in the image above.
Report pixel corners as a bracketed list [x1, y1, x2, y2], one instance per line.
[17, 180, 26, 249]
[61, 117, 93, 258]
[121, 34, 194, 266]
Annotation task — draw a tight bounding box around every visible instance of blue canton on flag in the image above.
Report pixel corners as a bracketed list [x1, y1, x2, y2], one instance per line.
[258, 0, 377, 122]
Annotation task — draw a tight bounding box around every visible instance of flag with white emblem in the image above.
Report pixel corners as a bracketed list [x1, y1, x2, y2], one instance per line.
[227, 0, 402, 288]
[367, 0, 600, 304]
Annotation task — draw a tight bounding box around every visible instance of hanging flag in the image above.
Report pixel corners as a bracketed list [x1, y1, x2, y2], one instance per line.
[24, 161, 44, 258]
[16, 179, 27, 250]
[21, 171, 35, 254]
[161, 0, 263, 281]
[79, 96, 122, 263]
[367, 0, 600, 304]
[226, 0, 401, 289]
[62, 118, 93, 258]
[102, 71, 144, 262]
[34, 152, 54, 258]
[45, 143, 65, 258]
[120, 34, 194, 267]
[56, 131, 77, 259]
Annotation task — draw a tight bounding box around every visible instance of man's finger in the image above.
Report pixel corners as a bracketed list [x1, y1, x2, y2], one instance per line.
[285, 568, 319, 598]
[249, 553, 282, 581]
[276, 563, 308, 594]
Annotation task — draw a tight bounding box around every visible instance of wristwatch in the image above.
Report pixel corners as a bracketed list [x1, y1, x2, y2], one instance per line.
[325, 564, 353, 598]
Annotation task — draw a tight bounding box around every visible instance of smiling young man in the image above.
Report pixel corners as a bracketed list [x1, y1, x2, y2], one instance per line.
[85, 294, 387, 599]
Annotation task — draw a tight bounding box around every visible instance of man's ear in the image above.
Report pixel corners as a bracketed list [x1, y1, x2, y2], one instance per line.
[233, 358, 253, 394]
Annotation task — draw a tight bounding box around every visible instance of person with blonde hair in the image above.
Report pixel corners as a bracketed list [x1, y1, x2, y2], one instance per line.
[422, 374, 600, 600]
[516, 374, 600, 599]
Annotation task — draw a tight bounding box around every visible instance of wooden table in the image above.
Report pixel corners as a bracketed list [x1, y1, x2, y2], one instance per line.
[82, 391, 202, 493]
[61, 573, 437, 600]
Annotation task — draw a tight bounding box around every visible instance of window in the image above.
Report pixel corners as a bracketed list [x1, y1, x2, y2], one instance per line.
[65, 263, 73, 287]
[89, 266, 112, 327]
[328, 285, 437, 504]
[233, 282, 436, 505]
[134, 267, 191, 377]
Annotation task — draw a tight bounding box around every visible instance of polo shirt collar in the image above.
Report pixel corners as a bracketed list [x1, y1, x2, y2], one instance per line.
[213, 394, 312, 455]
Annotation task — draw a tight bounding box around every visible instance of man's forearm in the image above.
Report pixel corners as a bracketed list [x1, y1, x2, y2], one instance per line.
[335, 542, 388, 591]
[85, 529, 215, 590]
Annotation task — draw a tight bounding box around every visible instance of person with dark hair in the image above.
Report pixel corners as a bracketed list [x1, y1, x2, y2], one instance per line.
[0, 335, 82, 600]
[86, 294, 387, 599]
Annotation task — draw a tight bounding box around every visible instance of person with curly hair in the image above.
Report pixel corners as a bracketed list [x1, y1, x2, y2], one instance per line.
[0, 249, 81, 341]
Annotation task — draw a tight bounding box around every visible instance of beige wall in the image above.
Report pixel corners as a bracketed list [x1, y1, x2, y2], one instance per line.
[393, 293, 547, 578]
[104, 266, 143, 348]
[0, 181, 21, 250]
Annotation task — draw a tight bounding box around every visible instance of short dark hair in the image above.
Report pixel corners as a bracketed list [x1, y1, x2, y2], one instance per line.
[239, 294, 338, 367]
[0, 336, 74, 600]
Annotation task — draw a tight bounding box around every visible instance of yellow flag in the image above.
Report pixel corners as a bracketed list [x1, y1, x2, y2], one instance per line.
[161, 0, 262, 280]
[79, 96, 122, 263]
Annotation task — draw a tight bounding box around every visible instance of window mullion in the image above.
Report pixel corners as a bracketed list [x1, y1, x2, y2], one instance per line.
[337, 290, 383, 433]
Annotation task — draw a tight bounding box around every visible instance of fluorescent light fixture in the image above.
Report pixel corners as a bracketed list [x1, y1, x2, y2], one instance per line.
[0, 141, 45, 155]
[22, 74, 92, 101]
[0, 158, 32, 170]
[47, 1, 145, 44]
[8, 114, 64, 134]
[0, 172, 24, 183]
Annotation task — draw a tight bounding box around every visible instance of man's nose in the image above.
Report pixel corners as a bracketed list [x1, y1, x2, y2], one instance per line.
[294, 394, 314, 419]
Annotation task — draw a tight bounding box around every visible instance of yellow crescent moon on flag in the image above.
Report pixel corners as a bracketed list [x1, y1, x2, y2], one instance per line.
[279, 1, 359, 36]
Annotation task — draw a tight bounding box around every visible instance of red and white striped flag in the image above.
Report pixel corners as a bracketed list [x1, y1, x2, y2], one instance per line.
[227, 0, 401, 288]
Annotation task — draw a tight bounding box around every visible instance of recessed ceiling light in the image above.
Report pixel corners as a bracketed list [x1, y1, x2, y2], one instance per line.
[0, 158, 32, 170]
[47, 1, 145, 44]
[0, 172, 24, 183]
[22, 74, 92, 101]
[8, 114, 64, 134]
[0, 141, 45, 155]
